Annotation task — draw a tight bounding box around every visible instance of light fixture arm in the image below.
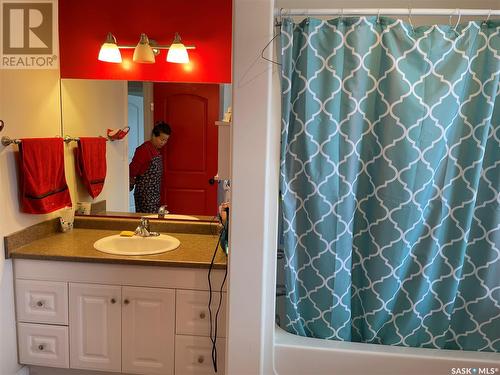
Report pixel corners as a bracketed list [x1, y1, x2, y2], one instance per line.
[114, 43, 195, 57]
[115, 44, 196, 50]
[98, 32, 194, 64]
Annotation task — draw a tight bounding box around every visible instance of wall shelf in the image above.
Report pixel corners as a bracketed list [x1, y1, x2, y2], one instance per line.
[215, 121, 231, 126]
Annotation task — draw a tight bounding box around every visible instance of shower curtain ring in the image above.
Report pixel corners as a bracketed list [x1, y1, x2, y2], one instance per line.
[454, 9, 462, 29]
[408, 8, 414, 30]
[275, 7, 284, 27]
[484, 9, 492, 25]
[339, 8, 344, 24]
[452, 9, 462, 36]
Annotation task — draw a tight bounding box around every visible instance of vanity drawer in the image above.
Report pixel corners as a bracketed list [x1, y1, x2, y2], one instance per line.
[175, 335, 225, 375]
[18, 323, 69, 368]
[15, 279, 68, 325]
[176, 290, 226, 337]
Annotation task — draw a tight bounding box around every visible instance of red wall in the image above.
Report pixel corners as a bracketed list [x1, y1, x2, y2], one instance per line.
[59, 0, 232, 83]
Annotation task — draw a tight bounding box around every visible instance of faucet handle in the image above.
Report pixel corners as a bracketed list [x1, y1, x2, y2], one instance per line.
[158, 205, 169, 218]
[140, 217, 150, 230]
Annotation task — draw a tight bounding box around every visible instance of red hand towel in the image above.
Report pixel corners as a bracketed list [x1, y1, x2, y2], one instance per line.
[74, 137, 107, 198]
[18, 138, 72, 214]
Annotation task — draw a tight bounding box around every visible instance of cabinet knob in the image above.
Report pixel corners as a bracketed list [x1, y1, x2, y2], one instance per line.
[197, 356, 204, 364]
[124, 299, 130, 305]
[36, 300, 44, 307]
[38, 344, 44, 351]
[199, 311, 206, 319]
[110, 298, 116, 304]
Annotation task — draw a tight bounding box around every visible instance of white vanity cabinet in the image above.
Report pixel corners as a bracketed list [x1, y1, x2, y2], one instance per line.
[13, 259, 226, 375]
[70, 283, 175, 374]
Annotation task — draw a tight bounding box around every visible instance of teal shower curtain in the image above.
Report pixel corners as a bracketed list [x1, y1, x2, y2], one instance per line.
[280, 16, 499, 352]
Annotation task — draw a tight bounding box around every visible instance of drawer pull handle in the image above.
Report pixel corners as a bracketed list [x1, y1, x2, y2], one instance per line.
[124, 299, 130, 305]
[199, 312, 206, 319]
[38, 344, 44, 351]
[110, 298, 116, 304]
[197, 356, 204, 364]
[36, 300, 44, 307]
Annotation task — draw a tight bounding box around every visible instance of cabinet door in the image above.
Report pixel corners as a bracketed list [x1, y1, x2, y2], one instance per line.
[69, 283, 121, 372]
[122, 286, 175, 375]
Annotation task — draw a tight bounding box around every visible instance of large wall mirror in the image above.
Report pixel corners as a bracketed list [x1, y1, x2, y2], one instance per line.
[61, 79, 231, 220]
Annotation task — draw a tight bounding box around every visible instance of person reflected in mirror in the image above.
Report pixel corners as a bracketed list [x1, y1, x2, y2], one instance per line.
[129, 121, 171, 213]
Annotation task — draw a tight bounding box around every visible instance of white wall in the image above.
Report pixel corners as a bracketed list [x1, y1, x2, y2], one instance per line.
[61, 79, 129, 212]
[227, 1, 279, 374]
[228, 1, 499, 374]
[0, 60, 128, 375]
[0, 69, 62, 375]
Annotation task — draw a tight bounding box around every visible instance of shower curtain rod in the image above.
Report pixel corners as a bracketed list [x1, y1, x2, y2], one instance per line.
[277, 8, 500, 17]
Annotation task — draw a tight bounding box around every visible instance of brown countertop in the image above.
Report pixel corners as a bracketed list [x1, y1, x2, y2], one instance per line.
[6, 218, 227, 269]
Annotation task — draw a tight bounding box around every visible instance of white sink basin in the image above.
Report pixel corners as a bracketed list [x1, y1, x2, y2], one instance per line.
[143, 214, 200, 221]
[93, 234, 180, 256]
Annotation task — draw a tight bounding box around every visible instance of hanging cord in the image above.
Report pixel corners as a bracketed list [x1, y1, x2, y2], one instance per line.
[208, 216, 228, 372]
[212, 262, 227, 372]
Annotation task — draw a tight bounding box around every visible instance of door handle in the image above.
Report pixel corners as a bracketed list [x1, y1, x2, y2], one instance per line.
[208, 177, 215, 185]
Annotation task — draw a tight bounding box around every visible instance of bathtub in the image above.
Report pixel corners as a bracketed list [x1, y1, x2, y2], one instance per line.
[274, 326, 500, 375]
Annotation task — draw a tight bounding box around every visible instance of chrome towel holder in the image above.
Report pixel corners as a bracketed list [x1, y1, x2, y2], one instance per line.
[1, 136, 21, 146]
[0, 135, 108, 146]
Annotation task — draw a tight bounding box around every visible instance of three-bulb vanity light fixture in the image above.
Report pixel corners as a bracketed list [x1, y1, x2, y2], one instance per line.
[98, 32, 194, 64]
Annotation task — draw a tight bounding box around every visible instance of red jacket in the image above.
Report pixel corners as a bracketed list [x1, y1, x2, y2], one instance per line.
[129, 141, 160, 179]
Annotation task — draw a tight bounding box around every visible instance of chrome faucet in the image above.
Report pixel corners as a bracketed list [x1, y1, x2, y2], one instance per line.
[135, 217, 160, 237]
[158, 205, 169, 219]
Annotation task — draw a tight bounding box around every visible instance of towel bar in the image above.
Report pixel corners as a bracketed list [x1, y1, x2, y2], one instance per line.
[1, 136, 21, 146]
[2, 135, 108, 146]
[64, 136, 109, 143]
[63, 136, 80, 143]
